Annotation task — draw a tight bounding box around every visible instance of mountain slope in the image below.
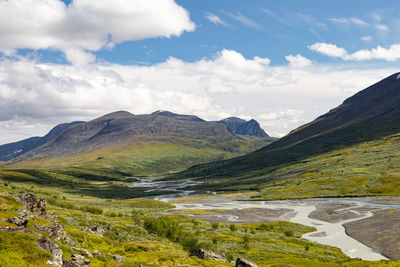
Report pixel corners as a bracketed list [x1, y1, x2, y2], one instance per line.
[6, 111, 271, 177]
[175, 72, 400, 180]
[0, 121, 84, 161]
[217, 117, 271, 139]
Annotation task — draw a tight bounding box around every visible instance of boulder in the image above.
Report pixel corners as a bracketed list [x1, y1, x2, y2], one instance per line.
[35, 222, 77, 247]
[236, 257, 259, 267]
[191, 248, 227, 262]
[85, 225, 109, 237]
[14, 193, 47, 215]
[63, 254, 90, 267]
[72, 247, 93, 258]
[37, 235, 63, 267]
[110, 254, 125, 262]
[8, 209, 31, 227]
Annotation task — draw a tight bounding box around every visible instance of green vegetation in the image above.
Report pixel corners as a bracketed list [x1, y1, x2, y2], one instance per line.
[173, 132, 400, 200]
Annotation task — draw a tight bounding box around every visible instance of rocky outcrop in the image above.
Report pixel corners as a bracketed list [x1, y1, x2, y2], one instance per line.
[63, 254, 90, 267]
[110, 254, 125, 262]
[37, 235, 63, 267]
[35, 222, 77, 247]
[85, 224, 110, 237]
[191, 248, 227, 262]
[72, 247, 93, 258]
[236, 257, 259, 267]
[8, 209, 31, 227]
[14, 193, 47, 215]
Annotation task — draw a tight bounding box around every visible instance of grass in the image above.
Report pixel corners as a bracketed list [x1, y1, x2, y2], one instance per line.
[173, 132, 400, 200]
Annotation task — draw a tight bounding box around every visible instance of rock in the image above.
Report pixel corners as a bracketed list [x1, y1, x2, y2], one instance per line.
[72, 247, 93, 258]
[110, 254, 125, 262]
[8, 209, 31, 227]
[63, 254, 90, 267]
[37, 235, 63, 267]
[35, 222, 77, 247]
[191, 248, 227, 262]
[14, 193, 47, 215]
[236, 257, 259, 267]
[0, 226, 23, 232]
[85, 224, 110, 237]
[91, 250, 103, 257]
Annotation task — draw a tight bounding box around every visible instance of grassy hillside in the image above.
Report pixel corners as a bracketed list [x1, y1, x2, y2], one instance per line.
[181, 132, 400, 200]
[173, 73, 400, 181]
[1, 183, 397, 266]
[9, 137, 269, 178]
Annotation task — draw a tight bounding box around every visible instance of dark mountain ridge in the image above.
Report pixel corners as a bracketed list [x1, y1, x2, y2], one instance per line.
[0, 121, 84, 161]
[175, 72, 400, 180]
[1, 111, 271, 163]
[217, 117, 271, 139]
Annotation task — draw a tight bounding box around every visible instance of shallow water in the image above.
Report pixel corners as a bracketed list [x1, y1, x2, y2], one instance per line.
[167, 198, 392, 260]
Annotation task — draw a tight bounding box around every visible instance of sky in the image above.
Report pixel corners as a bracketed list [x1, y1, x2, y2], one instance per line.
[0, 0, 399, 144]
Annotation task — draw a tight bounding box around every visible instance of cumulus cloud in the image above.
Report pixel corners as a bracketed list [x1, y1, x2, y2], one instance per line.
[309, 42, 400, 61]
[205, 13, 228, 27]
[0, 0, 195, 64]
[0, 49, 397, 143]
[285, 54, 312, 68]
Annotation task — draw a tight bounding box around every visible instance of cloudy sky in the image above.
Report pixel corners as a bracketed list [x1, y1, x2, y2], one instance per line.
[0, 0, 399, 144]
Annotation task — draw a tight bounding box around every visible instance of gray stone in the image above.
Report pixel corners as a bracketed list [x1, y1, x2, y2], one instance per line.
[72, 247, 93, 258]
[236, 257, 259, 267]
[8, 209, 31, 227]
[14, 193, 47, 215]
[63, 254, 90, 267]
[191, 248, 227, 262]
[37, 235, 63, 267]
[110, 254, 125, 262]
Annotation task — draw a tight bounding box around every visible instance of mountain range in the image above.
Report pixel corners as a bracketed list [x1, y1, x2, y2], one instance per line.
[0, 111, 272, 177]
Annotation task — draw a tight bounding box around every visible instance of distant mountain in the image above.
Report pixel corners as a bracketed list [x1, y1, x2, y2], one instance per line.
[0, 121, 83, 161]
[4, 111, 271, 176]
[151, 110, 205, 122]
[217, 117, 271, 139]
[175, 72, 400, 180]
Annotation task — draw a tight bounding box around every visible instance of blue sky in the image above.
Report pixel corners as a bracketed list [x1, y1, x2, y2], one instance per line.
[0, 0, 399, 143]
[51, 0, 400, 66]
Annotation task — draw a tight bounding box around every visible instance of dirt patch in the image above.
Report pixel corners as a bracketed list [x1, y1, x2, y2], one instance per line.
[308, 203, 364, 223]
[344, 209, 400, 260]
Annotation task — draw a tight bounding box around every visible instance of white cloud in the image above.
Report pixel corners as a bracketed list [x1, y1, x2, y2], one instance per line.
[375, 24, 389, 31]
[285, 54, 312, 68]
[223, 12, 263, 29]
[0, 50, 397, 143]
[309, 42, 400, 61]
[205, 13, 228, 27]
[330, 17, 368, 26]
[308, 43, 347, 58]
[361, 36, 372, 42]
[0, 0, 195, 64]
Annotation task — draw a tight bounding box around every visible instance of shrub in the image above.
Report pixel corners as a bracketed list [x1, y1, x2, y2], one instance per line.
[211, 223, 219, 230]
[229, 224, 237, 232]
[284, 230, 294, 237]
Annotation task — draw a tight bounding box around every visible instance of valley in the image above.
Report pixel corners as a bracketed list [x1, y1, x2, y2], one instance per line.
[1, 74, 400, 266]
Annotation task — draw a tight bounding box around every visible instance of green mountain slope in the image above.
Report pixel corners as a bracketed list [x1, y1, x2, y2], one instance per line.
[174, 73, 400, 182]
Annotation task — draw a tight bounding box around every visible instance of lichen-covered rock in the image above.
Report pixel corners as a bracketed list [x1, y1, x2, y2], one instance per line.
[8, 209, 31, 227]
[191, 248, 227, 262]
[37, 235, 63, 267]
[63, 254, 90, 267]
[110, 254, 125, 262]
[85, 224, 110, 237]
[14, 193, 47, 215]
[236, 257, 259, 267]
[35, 222, 77, 247]
[72, 247, 93, 258]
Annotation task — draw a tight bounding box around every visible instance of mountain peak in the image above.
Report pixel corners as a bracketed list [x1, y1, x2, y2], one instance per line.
[151, 110, 205, 122]
[217, 117, 270, 139]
